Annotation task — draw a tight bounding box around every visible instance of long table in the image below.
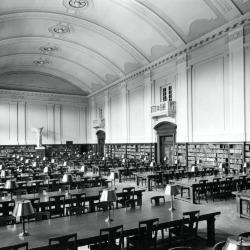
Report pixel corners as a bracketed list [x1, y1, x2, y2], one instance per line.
[233, 190, 250, 219]
[174, 175, 250, 204]
[0, 199, 220, 249]
[0, 186, 145, 212]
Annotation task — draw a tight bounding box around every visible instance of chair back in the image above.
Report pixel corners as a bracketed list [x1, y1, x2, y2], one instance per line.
[182, 210, 200, 236]
[0, 242, 28, 250]
[29, 198, 40, 213]
[99, 225, 123, 249]
[0, 200, 15, 216]
[139, 218, 159, 240]
[49, 233, 77, 250]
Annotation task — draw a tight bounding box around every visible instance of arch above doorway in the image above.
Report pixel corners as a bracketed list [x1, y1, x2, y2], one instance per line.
[154, 121, 177, 165]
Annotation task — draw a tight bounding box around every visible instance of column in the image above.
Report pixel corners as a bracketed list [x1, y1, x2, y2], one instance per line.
[54, 104, 61, 144]
[17, 101, 26, 145]
[228, 26, 245, 141]
[79, 106, 87, 143]
[47, 104, 55, 144]
[104, 90, 110, 143]
[88, 96, 97, 144]
[176, 53, 189, 142]
[9, 102, 18, 145]
[143, 70, 154, 142]
[121, 81, 128, 143]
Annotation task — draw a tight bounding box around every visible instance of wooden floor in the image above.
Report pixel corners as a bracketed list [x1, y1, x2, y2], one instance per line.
[79, 180, 250, 250]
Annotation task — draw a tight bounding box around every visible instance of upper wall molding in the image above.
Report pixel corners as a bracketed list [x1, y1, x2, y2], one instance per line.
[0, 89, 88, 106]
[89, 13, 250, 97]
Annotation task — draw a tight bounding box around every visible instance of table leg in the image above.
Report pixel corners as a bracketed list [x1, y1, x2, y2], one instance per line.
[118, 171, 122, 183]
[89, 200, 95, 213]
[148, 178, 151, 191]
[207, 216, 216, 246]
[137, 193, 142, 207]
[136, 176, 139, 186]
[190, 186, 196, 204]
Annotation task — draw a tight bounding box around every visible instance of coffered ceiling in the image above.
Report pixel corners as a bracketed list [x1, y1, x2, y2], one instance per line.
[0, 0, 249, 96]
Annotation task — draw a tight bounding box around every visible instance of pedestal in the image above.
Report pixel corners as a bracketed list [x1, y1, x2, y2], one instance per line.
[35, 147, 45, 158]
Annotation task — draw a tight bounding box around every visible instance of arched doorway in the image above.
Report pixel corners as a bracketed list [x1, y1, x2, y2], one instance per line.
[154, 122, 177, 165]
[96, 130, 105, 157]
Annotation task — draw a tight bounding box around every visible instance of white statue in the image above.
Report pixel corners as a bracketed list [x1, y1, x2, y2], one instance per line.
[32, 127, 44, 148]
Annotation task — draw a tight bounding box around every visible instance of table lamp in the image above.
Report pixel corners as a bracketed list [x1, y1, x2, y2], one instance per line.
[165, 184, 179, 211]
[100, 189, 117, 222]
[13, 200, 34, 237]
[62, 174, 73, 193]
[5, 180, 17, 200]
[80, 165, 87, 173]
[150, 161, 156, 168]
[1, 170, 6, 178]
[109, 172, 116, 186]
[43, 166, 51, 174]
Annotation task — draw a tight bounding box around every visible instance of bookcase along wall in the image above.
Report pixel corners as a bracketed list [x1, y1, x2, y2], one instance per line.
[174, 142, 246, 170]
[104, 143, 156, 161]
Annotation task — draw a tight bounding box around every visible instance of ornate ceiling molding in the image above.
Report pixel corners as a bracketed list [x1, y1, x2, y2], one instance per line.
[0, 66, 92, 94]
[0, 12, 150, 64]
[0, 36, 125, 77]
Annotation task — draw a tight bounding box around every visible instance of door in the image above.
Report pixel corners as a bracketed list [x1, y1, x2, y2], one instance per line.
[160, 135, 175, 165]
[96, 131, 105, 157]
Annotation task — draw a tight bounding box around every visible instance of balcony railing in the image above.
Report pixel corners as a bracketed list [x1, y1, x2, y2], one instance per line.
[93, 118, 105, 129]
[151, 101, 176, 118]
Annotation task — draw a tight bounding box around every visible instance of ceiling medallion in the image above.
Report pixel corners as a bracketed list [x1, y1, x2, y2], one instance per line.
[40, 45, 59, 54]
[48, 23, 72, 36]
[33, 58, 50, 65]
[69, 0, 88, 8]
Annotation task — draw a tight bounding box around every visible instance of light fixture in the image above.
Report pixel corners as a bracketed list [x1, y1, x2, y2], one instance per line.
[165, 184, 179, 211]
[100, 189, 117, 222]
[69, 0, 88, 8]
[33, 58, 50, 65]
[13, 200, 34, 237]
[5, 180, 17, 200]
[62, 174, 73, 193]
[40, 45, 58, 54]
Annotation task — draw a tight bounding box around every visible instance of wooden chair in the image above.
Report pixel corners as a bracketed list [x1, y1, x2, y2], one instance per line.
[169, 210, 200, 246]
[48, 195, 65, 218]
[211, 178, 221, 201]
[49, 233, 77, 250]
[197, 179, 208, 203]
[150, 195, 165, 206]
[116, 187, 137, 208]
[90, 225, 124, 250]
[67, 193, 88, 216]
[0, 242, 28, 250]
[127, 218, 159, 250]
[213, 241, 226, 250]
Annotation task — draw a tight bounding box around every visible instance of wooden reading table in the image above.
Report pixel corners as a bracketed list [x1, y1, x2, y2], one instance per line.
[0, 199, 220, 249]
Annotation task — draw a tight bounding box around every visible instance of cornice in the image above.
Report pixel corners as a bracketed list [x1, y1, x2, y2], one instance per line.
[0, 89, 88, 105]
[89, 13, 250, 97]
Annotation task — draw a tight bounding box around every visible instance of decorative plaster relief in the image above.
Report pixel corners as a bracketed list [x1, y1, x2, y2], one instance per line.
[40, 44, 59, 54]
[48, 23, 73, 37]
[33, 57, 50, 65]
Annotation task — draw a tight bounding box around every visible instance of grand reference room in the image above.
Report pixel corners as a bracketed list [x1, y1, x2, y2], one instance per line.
[0, 0, 250, 249]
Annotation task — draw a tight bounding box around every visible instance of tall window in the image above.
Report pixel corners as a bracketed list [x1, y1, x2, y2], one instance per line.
[98, 108, 103, 120]
[161, 84, 173, 102]
[168, 86, 172, 101]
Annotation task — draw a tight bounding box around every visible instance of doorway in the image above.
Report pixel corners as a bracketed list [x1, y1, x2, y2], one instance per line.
[96, 130, 105, 157]
[154, 122, 176, 164]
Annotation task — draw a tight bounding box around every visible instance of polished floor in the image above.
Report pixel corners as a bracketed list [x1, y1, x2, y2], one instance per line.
[79, 180, 249, 250]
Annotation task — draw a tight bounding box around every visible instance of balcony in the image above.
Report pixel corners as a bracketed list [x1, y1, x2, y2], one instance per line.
[151, 101, 176, 118]
[93, 118, 105, 129]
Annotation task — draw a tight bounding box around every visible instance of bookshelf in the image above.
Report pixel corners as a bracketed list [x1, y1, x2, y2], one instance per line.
[104, 143, 156, 160]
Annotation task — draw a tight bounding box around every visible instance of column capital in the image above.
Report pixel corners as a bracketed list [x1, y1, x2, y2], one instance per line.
[228, 25, 243, 43]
